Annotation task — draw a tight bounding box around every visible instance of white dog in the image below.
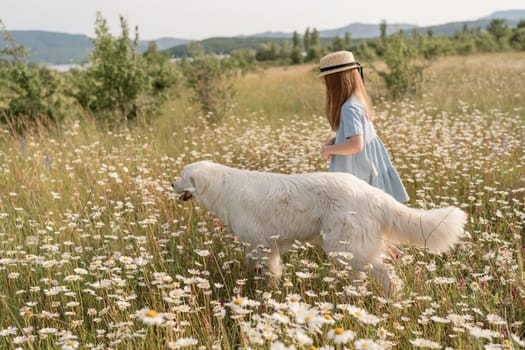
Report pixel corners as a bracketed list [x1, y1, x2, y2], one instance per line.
[172, 160, 467, 292]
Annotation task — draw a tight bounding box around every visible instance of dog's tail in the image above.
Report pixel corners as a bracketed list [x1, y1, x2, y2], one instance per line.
[382, 203, 467, 254]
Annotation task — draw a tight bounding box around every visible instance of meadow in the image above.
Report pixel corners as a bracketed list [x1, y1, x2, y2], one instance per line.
[0, 52, 523, 349]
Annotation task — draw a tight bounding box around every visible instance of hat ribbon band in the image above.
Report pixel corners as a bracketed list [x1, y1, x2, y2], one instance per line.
[320, 62, 360, 73]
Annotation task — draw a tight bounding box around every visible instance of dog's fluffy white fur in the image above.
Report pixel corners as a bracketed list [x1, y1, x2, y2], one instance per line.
[172, 160, 467, 292]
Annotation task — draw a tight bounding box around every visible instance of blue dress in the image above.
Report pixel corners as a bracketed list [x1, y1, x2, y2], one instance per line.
[329, 95, 409, 203]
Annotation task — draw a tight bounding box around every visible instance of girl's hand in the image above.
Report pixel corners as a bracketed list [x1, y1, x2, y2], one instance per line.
[320, 145, 332, 160]
[325, 137, 335, 145]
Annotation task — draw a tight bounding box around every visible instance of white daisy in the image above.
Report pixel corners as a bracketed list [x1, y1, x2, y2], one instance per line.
[327, 327, 355, 344]
[136, 308, 164, 326]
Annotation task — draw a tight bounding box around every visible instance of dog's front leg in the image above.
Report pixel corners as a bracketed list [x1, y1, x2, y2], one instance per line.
[246, 245, 270, 277]
[267, 252, 282, 279]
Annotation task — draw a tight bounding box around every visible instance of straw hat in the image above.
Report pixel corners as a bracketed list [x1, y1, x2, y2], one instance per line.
[318, 50, 361, 77]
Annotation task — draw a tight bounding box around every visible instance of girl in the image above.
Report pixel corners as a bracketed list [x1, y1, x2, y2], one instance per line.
[318, 50, 409, 203]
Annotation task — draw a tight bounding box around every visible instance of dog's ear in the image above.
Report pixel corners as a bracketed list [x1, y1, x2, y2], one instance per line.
[189, 174, 208, 194]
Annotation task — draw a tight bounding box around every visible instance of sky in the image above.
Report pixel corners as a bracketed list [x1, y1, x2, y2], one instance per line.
[1, 0, 524, 40]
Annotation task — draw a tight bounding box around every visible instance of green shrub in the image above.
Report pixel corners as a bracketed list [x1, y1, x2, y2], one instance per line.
[0, 21, 64, 132]
[374, 36, 427, 99]
[142, 41, 180, 99]
[510, 21, 525, 51]
[180, 46, 236, 123]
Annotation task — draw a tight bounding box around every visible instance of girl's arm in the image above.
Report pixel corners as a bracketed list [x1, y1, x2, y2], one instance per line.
[320, 135, 363, 160]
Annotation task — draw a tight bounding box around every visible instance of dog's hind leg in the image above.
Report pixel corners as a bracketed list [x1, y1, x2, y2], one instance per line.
[322, 227, 393, 295]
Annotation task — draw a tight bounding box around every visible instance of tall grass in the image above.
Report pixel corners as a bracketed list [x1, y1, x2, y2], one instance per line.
[0, 52, 523, 349]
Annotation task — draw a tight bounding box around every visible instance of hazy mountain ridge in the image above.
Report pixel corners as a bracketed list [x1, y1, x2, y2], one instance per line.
[0, 30, 191, 64]
[1, 9, 523, 64]
[481, 9, 525, 21]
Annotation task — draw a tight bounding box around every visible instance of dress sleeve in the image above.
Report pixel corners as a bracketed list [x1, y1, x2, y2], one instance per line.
[340, 102, 364, 139]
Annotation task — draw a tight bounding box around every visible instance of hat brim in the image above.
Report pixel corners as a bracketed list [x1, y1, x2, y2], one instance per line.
[317, 65, 361, 78]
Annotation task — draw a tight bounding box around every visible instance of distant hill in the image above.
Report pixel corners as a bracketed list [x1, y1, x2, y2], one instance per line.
[320, 22, 415, 38]
[167, 36, 291, 57]
[1, 31, 93, 64]
[168, 9, 524, 57]
[137, 37, 190, 51]
[1, 9, 524, 64]
[0, 30, 190, 64]
[481, 9, 525, 21]
[246, 11, 523, 39]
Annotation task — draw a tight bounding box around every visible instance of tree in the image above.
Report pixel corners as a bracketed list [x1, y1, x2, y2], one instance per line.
[229, 48, 257, 74]
[306, 28, 320, 61]
[290, 31, 303, 64]
[331, 36, 344, 51]
[380, 20, 388, 42]
[509, 21, 525, 51]
[344, 32, 352, 49]
[255, 42, 280, 61]
[70, 13, 148, 123]
[290, 47, 303, 64]
[303, 27, 311, 53]
[487, 19, 510, 47]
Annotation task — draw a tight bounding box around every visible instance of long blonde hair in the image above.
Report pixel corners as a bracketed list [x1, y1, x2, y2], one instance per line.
[324, 68, 374, 131]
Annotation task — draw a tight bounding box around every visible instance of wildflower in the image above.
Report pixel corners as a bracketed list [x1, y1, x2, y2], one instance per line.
[20, 307, 34, 318]
[470, 281, 480, 291]
[431, 316, 451, 324]
[73, 268, 88, 275]
[354, 338, 382, 349]
[271, 312, 290, 325]
[486, 313, 506, 326]
[294, 308, 327, 333]
[115, 300, 131, 311]
[377, 327, 393, 339]
[194, 249, 210, 257]
[8, 272, 20, 279]
[119, 256, 134, 264]
[38, 327, 58, 335]
[70, 320, 83, 328]
[246, 327, 264, 345]
[288, 328, 313, 346]
[169, 337, 198, 348]
[409, 338, 442, 348]
[322, 314, 336, 325]
[60, 340, 80, 350]
[467, 326, 501, 341]
[12, 336, 30, 344]
[447, 313, 472, 327]
[64, 274, 83, 282]
[136, 308, 164, 326]
[327, 327, 355, 344]
[296, 271, 315, 279]
[174, 304, 191, 313]
[286, 294, 301, 303]
[0, 326, 18, 336]
[346, 305, 381, 325]
[270, 341, 297, 350]
[230, 296, 248, 308]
